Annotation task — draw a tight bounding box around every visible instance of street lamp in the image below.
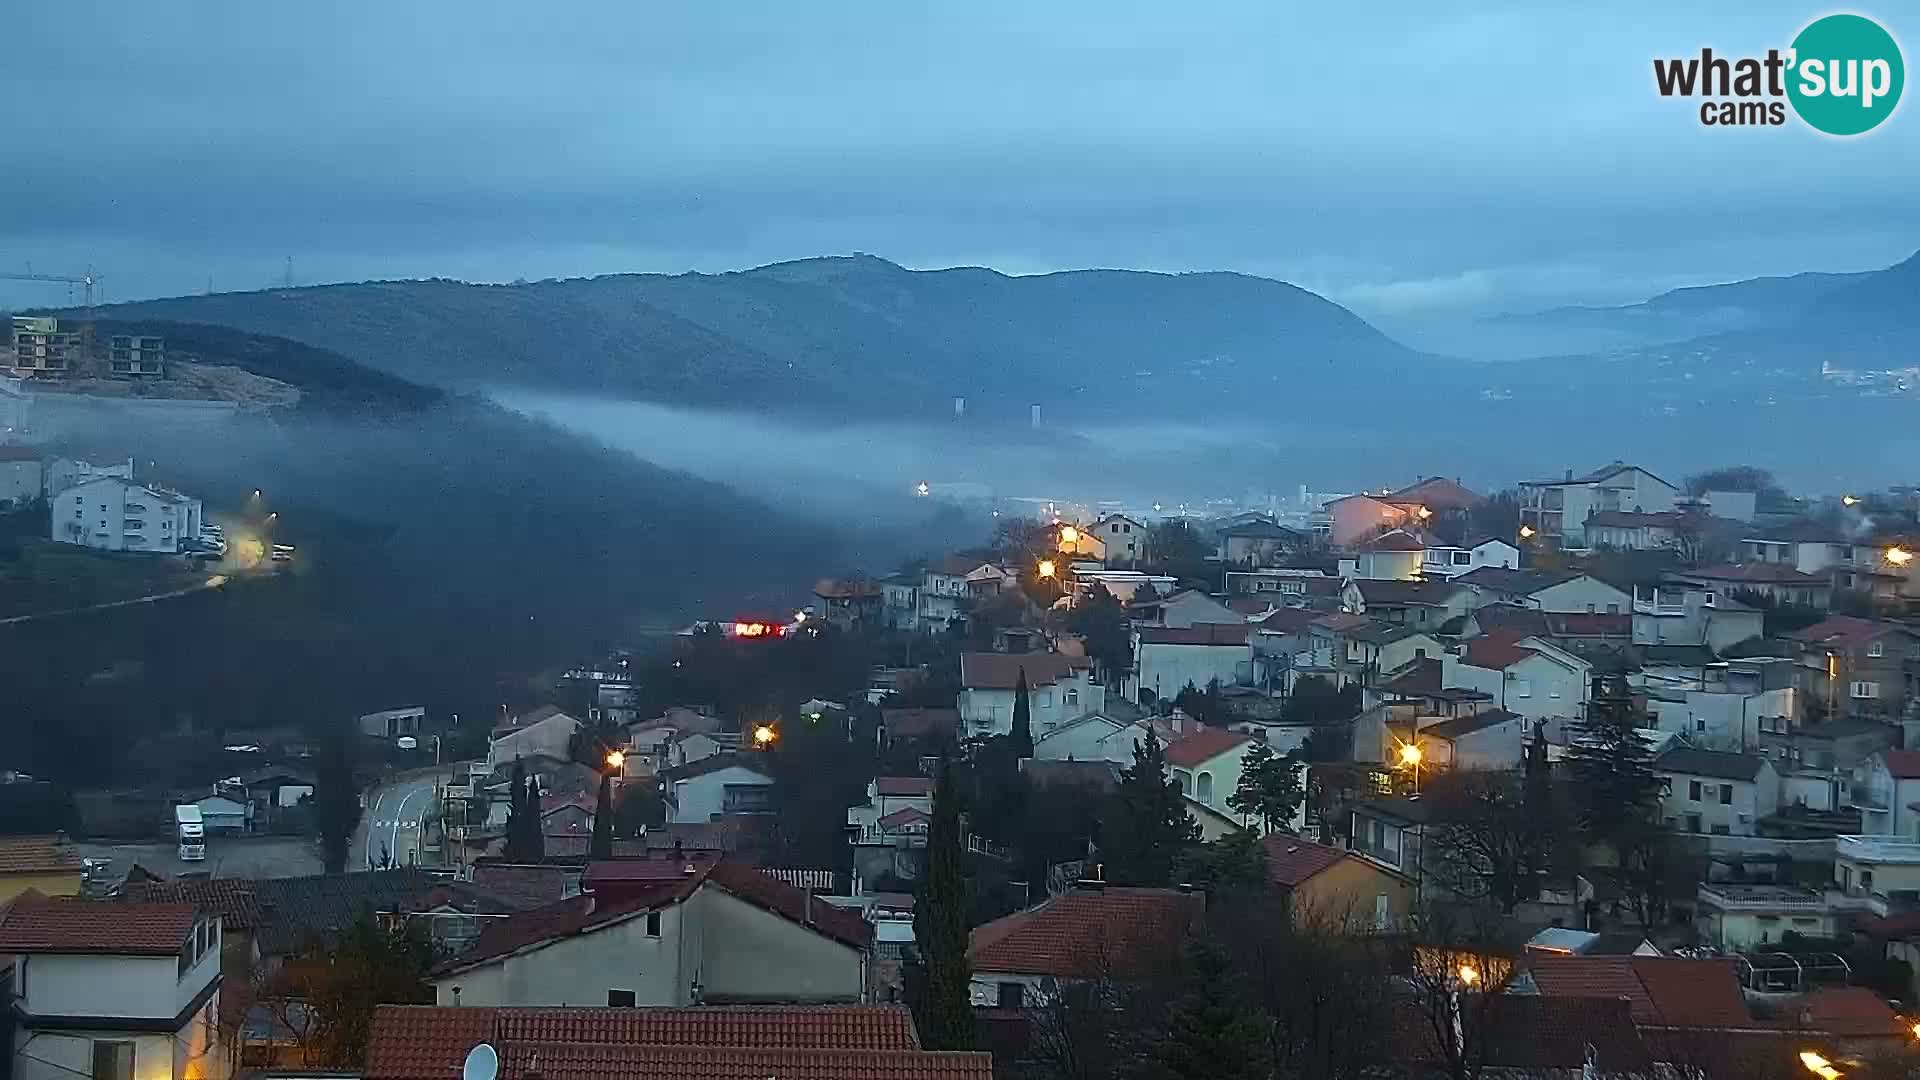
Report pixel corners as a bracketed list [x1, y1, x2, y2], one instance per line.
[1037, 559, 1057, 579]
[1457, 964, 1479, 987]
[1059, 526, 1079, 544]
[1399, 742, 1424, 794]
[1887, 546, 1912, 566]
[1843, 495, 1861, 507]
[753, 724, 777, 747]
[605, 750, 625, 771]
[1518, 525, 1536, 540]
[915, 481, 930, 497]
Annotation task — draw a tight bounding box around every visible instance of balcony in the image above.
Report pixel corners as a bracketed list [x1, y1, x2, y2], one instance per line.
[1850, 789, 1891, 813]
[1696, 882, 1828, 912]
[1835, 835, 1920, 865]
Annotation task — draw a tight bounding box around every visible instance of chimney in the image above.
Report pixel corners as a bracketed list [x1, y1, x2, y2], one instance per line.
[1565, 468, 1574, 481]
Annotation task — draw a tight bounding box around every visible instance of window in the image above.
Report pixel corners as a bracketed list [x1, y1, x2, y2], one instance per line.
[1863, 870, 1875, 891]
[1064, 687, 1078, 706]
[1688, 780, 1702, 802]
[1868, 642, 1885, 658]
[92, 1042, 134, 1080]
[1586, 603, 1596, 614]
[1851, 681, 1880, 699]
[1197, 771, 1213, 804]
[1685, 813, 1702, 832]
[646, 911, 661, 937]
[1720, 784, 1734, 805]
[1511, 679, 1531, 698]
[1452, 551, 1471, 565]
[1373, 892, 1390, 929]
[1694, 717, 1707, 732]
[997, 982, 1025, 1008]
[1710, 824, 1730, 835]
[1607, 603, 1621, 614]
[607, 989, 637, 1007]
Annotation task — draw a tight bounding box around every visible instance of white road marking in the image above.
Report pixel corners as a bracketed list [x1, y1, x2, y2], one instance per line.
[390, 786, 426, 864]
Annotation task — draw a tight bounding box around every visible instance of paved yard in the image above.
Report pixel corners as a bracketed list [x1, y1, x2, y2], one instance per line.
[79, 835, 325, 883]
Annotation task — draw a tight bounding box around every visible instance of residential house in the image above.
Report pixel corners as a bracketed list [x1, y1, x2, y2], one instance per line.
[957, 652, 1102, 738]
[43, 457, 134, 498]
[1515, 953, 1756, 1037]
[1070, 569, 1178, 604]
[1093, 513, 1147, 562]
[660, 754, 775, 824]
[1222, 567, 1340, 602]
[915, 556, 980, 631]
[880, 573, 919, 630]
[361, 1003, 990, 1080]
[1631, 580, 1766, 655]
[1675, 563, 1832, 609]
[878, 707, 960, 748]
[486, 706, 581, 771]
[0, 446, 42, 505]
[1455, 567, 1633, 615]
[1741, 520, 1857, 575]
[1298, 613, 1430, 690]
[1323, 493, 1413, 547]
[965, 888, 1201, 1008]
[1833, 834, 1920, 919]
[427, 861, 871, 1006]
[0, 835, 83, 903]
[1418, 536, 1520, 580]
[1694, 882, 1836, 949]
[1052, 521, 1107, 561]
[846, 777, 935, 845]
[1031, 713, 1147, 764]
[1216, 519, 1303, 565]
[1130, 625, 1252, 703]
[1127, 588, 1239, 629]
[1356, 660, 1498, 763]
[1586, 510, 1694, 552]
[1788, 615, 1920, 724]
[1852, 749, 1920, 839]
[1443, 635, 1592, 719]
[1400, 708, 1530, 770]
[1654, 746, 1780, 835]
[1339, 578, 1471, 631]
[1518, 462, 1680, 547]
[1387, 476, 1482, 515]
[359, 705, 427, 740]
[0, 898, 228, 1080]
[1640, 657, 1796, 752]
[1342, 529, 1426, 581]
[814, 578, 883, 628]
[1261, 835, 1412, 930]
[1760, 717, 1894, 813]
[1249, 607, 1322, 694]
[51, 476, 203, 554]
[1345, 796, 1434, 903]
[1164, 727, 1255, 818]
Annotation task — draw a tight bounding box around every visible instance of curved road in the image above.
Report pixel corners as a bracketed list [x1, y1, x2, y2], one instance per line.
[353, 773, 443, 871]
[0, 574, 228, 626]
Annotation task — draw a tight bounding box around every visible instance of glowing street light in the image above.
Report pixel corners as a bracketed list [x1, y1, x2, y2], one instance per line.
[1843, 495, 1861, 507]
[1887, 546, 1913, 566]
[604, 750, 625, 771]
[1518, 525, 1536, 540]
[1398, 742, 1424, 794]
[1037, 559, 1057, 579]
[1059, 525, 1079, 545]
[915, 481, 931, 497]
[753, 724, 778, 747]
[1457, 964, 1479, 987]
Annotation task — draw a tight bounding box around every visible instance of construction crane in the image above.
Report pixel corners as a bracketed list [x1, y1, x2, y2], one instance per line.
[0, 269, 99, 309]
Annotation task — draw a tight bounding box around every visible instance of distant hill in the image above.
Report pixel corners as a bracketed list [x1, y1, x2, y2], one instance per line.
[85, 255, 1434, 421]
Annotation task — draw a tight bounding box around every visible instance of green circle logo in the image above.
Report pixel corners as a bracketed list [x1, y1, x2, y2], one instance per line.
[1788, 14, 1904, 135]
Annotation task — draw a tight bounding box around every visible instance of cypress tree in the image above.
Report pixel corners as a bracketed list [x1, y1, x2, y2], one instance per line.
[503, 757, 530, 862]
[590, 772, 615, 860]
[913, 763, 974, 1050]
[525, 773, 545, 862]
[1011, 667, 1034, 758]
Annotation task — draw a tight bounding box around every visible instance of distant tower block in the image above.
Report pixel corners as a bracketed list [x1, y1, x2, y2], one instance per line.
[1030, 403, 1041, 429]
[954, 396, 966, 419]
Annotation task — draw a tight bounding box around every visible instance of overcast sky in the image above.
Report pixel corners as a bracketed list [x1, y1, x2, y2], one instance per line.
[2, 1, 1914, 318]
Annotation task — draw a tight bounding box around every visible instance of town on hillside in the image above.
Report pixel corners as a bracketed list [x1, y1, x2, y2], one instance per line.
[5, 461, 1920, 1078]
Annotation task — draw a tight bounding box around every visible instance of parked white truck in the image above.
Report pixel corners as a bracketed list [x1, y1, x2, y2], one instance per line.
[174, 804, 206, 861]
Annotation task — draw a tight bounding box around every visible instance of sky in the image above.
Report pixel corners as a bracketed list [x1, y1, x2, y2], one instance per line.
[2, 1, 1916, 320]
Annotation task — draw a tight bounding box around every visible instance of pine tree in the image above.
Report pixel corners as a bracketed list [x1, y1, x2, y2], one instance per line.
[503, 757, 530, 862]
[1227, 740, 1304, 834]
[1104, 729, 1200, 886]
[1011, 667, 1035, 759]
[914, 764, 974, 1050]
[590, 772, 615, 860]
[1139, 937, 1270, 1080]
[1565, 675, 1662, 856]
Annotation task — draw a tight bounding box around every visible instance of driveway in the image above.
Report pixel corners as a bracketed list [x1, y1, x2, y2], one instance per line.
[79, 835, 323, 883]
[353, 771, 449, 870]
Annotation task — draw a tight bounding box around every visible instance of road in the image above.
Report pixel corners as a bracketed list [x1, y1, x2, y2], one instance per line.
[79, 836, 322, 884]
[353, 772, 446, 871]
[0, 574, 228, 626]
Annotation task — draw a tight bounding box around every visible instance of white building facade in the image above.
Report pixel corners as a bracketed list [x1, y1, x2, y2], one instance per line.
[51, 477, 202, 554]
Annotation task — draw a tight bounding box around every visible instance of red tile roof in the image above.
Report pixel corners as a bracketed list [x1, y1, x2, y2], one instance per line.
[0, 897, 198, 955]
[880, 708, 960, 740]
[1312, 612, 1373, 634]
[1360, 529, 1427, 552]
[1461, 632, 1537, 671]
[0, 835, 83, 876]
[1260, 837, 1348, 888]
[1135, 624, 1250, 646]
[1789, 987, 1903, 1037]
[1164, 726, 1252, 768]
[874, 776, 935, 797]
[876, 807, 930, 830]
[494, 1044, 991, 1080]
[1386, 476, 1481, 511]
[958, 652, 1085, 690]
[1790, 615, 1913, 647]
[1685, 563, 1824, 585]
[1883, 749, 1920, 780]
[366, 1004, 934, 1080]
[119, 877, 266, 929]
[1528, 955, 1749, 1028]
[1251, 607, 1320, 633]
[440, 883, 702, 975]
[968, 889, 1200, 977]
[1353, 579, 1461, 606]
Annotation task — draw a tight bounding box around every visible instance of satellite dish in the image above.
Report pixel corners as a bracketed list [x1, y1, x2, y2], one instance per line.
[462, 1044, 498, 1080]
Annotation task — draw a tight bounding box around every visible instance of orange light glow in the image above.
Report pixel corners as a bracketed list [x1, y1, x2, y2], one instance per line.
[1060, 526, 1080, 543]
[605, 750, 625, 770]
[1037, 560, 1056, 579]
[753, 724, 777, 746]
[1888, 546, 1913, 566]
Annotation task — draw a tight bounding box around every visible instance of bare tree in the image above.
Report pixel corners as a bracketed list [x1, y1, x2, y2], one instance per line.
[1423, 769, 1551, 914]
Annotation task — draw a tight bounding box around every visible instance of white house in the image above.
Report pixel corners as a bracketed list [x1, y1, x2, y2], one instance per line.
[0, 446, 42, 506]
[966, 888, 1200, 1008]
[487, 706, 581, 771]
[1854, 750, 1920, 839]
[428, 862, 869, 1007]
[1639, 657, 1796, 752]
[1093, 513, 1147, 562]
[1585, 511, 1691, 552]
[1129, 589, 1240, 629]
[1165, 727, 1254, 815]
[1032, 713, 1148, 763]
[1455, 568, 1633, 615]
[1741, 521, 1856, 575]
[1519, 462, 1680, 547]
[0, 898, 227, 1080]
[44, 457, 135, 498]
[1654, 746, 1780, 836]
[1342, 529, 1427, 581]
[1630, 582, 1766, 655]
[1418, 537, 1520, 581]
[1340, 579, 1473, 631]
[846, 776, 936, 844]
[661, 754, 775, 823]
[1404, 708, 1530, 770]
[51, 476, 203, 554]
[1443, 636, 1592, 719]
[957, 652, 1103, 738]
[1131, 625, 1253, 704]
